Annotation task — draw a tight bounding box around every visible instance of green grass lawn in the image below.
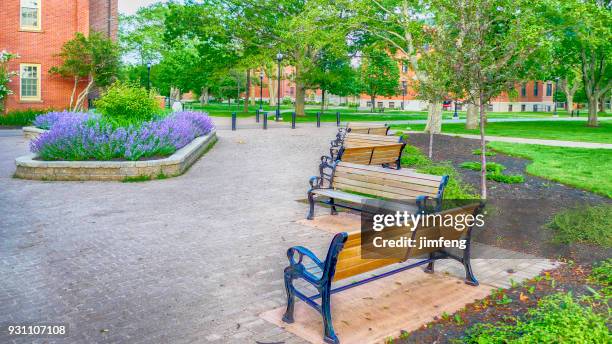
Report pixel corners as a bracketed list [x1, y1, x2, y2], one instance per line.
[393, 121, 612, 144]
[488, 142, 612, 198]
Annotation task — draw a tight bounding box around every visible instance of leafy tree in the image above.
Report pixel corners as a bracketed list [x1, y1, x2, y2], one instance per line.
[429, 0, 548, 199]
[0, 51, 19, 113]
[360, 49, 399, 112]
[550, 0, 611, 125]
[50, 32, 120, 111]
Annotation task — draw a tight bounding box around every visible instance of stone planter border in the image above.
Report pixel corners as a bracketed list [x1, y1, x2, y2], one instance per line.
[14, 130, 217, 181]
[23, 126, 46, 140]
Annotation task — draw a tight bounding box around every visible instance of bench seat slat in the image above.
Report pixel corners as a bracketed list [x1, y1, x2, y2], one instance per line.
[311, 189, 420, 213]
[333, 176, 439, 198]
[339, 162, 443, 183]
[333, 171, 440, 195]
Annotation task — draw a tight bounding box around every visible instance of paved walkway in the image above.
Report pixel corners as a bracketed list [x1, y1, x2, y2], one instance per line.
[436, 133, 612, 149]
[0, 127, 556, 344]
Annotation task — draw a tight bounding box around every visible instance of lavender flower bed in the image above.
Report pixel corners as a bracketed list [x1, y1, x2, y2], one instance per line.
[30, 111, 214, 161]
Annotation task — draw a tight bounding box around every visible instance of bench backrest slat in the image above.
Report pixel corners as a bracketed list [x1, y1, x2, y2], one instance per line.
[332, 161, 444, 198]
[346, 123, 390, 136]
[339, 144, 404, 166]
[344, 134, 399, 147]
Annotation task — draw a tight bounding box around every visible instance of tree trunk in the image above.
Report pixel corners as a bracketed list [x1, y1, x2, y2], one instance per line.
[294, 62, 306, 116]
[479, 97, 487, 200]
[249, 70, 256, 106]
[69, 76, 79, 111]
[588, 97, 599, 127]
[74, 78, 94, 112]
[566, 95, 574, 116]
[424, 101, 442, 134]
[598, 94, 607, 113]
[465, 102, 478, 129]
[268, 72, 277, 107]
[200, 87, 209, 105]
[321, 89, 325, 115]
[295, 79, 305, 116]
[244, 69, 250, 113]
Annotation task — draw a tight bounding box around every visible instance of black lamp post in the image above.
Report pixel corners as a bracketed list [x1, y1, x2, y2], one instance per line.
[276, 52, 283, 121]
[453, 100, 459, 119]
[259, 71, 264, 110]
[553, 77, 559, 117]
[146, 62, 152, 90]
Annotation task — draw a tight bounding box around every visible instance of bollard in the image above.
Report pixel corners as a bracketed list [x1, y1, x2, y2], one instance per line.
[276, 109, 280, 122]
[316, 112, 321, 128]
[577, 110, 580, 117]
[231, 112, 237, 131]
[291, 112, 296, 129]
[263, 111, 268, 130]
[336, 111, 340, 127]
[255, 109, 260, 123]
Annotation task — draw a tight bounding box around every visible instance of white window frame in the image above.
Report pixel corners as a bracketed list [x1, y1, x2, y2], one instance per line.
[20, 0, 42, 31]
[20, 63, 42, 101]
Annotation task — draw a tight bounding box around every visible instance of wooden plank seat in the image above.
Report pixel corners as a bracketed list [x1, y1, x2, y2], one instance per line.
[282, 203, 484, 343]
[328, 133, 407, 169]
[307, 161, 449, 220]
[345, 122, 390, 136]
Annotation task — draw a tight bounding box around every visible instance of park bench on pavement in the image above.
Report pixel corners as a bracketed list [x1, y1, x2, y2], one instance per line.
[328, 133, 407, 169]
[307, 161, 449, 220]
[283, 203, 484, 343]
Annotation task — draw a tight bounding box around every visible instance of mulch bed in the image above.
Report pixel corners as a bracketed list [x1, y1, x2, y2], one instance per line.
[394, 263, 607, 344]
[407, 134, 611, 263]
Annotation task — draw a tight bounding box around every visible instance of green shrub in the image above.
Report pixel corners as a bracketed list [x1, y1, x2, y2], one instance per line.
[589, 259, 612, 296]
[545, 205, 612, 247]
[94, 81, 159, 126]
[463, 293, 610, 343]
[0, 108, 53, 126]
[472, 148, 496, 156]
[401, 144, 431, 167]
[486, 172, 525, 184]
[460, 161, 506, 174]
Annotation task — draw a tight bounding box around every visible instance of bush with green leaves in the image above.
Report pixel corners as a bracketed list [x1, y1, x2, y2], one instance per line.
[94, 81, 159, 126]
[486, 172, 525, 184]
[546, 204, 612, 247]
[463, 292, 609, 343]
[589, 259, 612, 296]
[460, 161, 506, 174]
[0, 108, 53, 126]
[472, 148, 496, 156]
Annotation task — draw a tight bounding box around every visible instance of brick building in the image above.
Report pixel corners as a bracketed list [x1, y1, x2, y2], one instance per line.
[0, 0, 118, 113]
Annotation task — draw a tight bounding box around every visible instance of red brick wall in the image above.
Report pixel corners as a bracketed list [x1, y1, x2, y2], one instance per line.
[1, 0, 117, 114]
[89, 0, 118, 39]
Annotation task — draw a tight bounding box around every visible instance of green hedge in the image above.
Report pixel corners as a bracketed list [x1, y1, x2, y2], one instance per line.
[0, 108, 54, 126]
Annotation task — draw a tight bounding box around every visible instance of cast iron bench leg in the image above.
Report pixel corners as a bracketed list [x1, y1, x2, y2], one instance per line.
[424, 252, 435, 274]
[463, 243, 478, 286]
[307, 191, 316, 220]
[329, 198, 338, 215]
[282, 269, 296, 323]
[321, 286, 339, 344]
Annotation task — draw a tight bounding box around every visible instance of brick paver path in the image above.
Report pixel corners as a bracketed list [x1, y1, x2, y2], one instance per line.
[0, 126, 556, 344]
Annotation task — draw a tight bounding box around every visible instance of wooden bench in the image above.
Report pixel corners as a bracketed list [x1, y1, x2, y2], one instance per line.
[338, 123, 390, 138]
[283, 203, 484, 343]
[307, 161, 449, 220]
[328, 133, 406, 169]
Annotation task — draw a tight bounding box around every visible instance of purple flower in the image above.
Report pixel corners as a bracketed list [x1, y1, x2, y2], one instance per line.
[30, 111, 214, 161]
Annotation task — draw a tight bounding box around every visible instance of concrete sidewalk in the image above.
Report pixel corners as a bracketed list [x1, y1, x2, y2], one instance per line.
[437, 132, 612, 149]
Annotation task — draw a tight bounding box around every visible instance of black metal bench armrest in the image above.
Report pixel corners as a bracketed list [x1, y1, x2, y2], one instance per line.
[320, 155, 336, 166]
[309, 176, 324, 189]
[287, 246, 324, 284]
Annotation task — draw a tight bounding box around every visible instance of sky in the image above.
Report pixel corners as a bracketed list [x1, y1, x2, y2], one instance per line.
[119, 0, 168, 15]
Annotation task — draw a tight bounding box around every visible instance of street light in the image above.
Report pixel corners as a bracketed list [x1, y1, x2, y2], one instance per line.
[454, 100, 459, 119]
[553, 77, 559, 117]
[146, 62, 152, 90]
[259, 71, 264, 110]
[276, 52, 283, 121]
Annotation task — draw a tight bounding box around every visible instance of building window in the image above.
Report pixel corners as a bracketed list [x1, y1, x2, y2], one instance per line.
[533, 104, 538, 112]
[533, 82, 539, 96]
[521, 104, 526, 112]
[401, 80, 407, 92]
[521, 84, 527, 97]
[546, 83, 552, 97]
[20, 64, 41, 101]
[377, 101, 383, 108]
[401, 62, 408, 73]
[487, 104, 493, 112]
[20, 0, 41, 31]
[389, 102, 395, 109]
[508, 104, 513, 112]
[366, 101, 372, 108]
